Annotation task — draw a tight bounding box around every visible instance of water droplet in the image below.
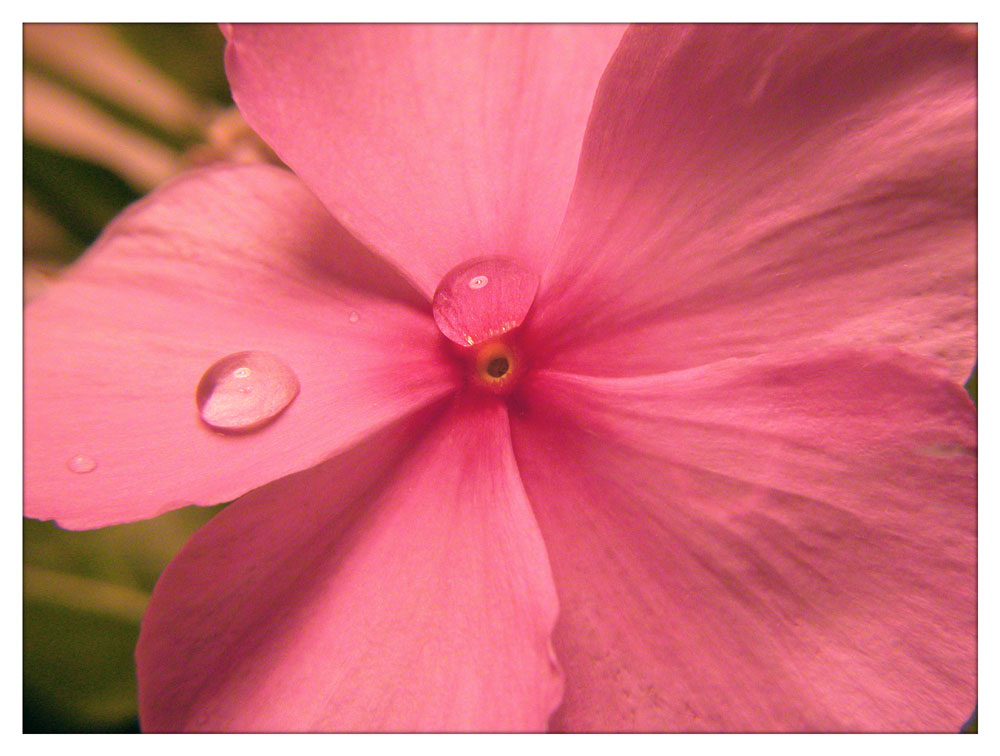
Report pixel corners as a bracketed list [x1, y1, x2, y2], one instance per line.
[67, 455, 96, 474]
[432, 257, 539, 346]
[196, 351, 299, 433]
[348, 310, 360, 323]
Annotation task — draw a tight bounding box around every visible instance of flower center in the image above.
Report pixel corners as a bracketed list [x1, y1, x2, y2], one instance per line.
[432, 256, 539, 396]
[486, 356, 509, 378]
[469, 340, 520, 394]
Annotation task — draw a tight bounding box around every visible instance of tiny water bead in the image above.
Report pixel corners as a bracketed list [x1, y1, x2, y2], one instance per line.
[66, 454, 97, 474]
[348, 310, 360, 323]
[432, 256, 539, 347]
[196, 351, 299, 433]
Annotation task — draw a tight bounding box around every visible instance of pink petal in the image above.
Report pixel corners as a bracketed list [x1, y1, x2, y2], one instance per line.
[224, 24, 625, 297]
[24, 163, 459, 530]
[137, 399, 561, 732]
[532, 25, 976, 382]
[512, 349, 976, 731]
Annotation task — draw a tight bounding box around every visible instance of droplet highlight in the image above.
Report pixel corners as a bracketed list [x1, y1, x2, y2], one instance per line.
[348, 310, 360, 323]
[67, 455, 96, 474]
[196, 351, 299, 433]
[432, 257, 539, 347]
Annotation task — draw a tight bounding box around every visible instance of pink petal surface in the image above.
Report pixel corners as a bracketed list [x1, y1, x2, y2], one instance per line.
[532, 24, 976, 382]
[138, 399, 561, 732]
[224, 24, 625, 296]
[24, 163, 458, 530]
[512, 349, 976, 731]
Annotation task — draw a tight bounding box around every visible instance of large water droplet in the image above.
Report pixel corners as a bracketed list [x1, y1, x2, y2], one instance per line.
[66, 454, 96, 474]
[196, 351, 299, 433]
[432, 257, 539, 346]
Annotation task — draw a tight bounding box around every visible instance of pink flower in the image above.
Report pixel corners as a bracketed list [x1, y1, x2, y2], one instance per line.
[24, 24, 976, 732]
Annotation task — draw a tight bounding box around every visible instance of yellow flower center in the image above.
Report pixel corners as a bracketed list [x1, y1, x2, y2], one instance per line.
[472, 340, 519, 394]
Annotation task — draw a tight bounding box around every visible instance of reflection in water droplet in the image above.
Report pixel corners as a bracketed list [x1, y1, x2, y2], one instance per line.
[197, 351, 299, 433]
[348, 310, 360, 323]
[67, 455, 96, 474]
[432, 257, 539, 347]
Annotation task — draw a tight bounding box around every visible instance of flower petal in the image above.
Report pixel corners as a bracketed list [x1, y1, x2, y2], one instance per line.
[137, 399, 561, 732]
[25, 163, 458, 530]
[533, 24, 976, 382]
[513, 349, 976, 731]
[224, 24, 625, 296]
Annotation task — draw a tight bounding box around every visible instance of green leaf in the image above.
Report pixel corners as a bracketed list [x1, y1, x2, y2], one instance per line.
[965, 365, 977, 406]
[962, 708, 977, 733]
[23, 506, 222, 732]
[23, 141, 141, 263]
[112, 24, 231, 106]
[24, 573, 145, 732]
[23, 58, 193, 151]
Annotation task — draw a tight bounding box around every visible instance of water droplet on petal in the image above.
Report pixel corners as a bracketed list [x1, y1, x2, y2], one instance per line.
[67, 455, 96, 474]
[348, 310, 360, 323]
[432, 257, 539, 346]
[197, 351, 299, 433]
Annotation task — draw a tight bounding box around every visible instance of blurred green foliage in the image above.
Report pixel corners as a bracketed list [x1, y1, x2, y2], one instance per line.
[23, 23, 231, 267]
[23, 506, 222, 732]
[962, 710, 977, 734]
[24, 142, 141, 259]
[112, 23, 232, 107]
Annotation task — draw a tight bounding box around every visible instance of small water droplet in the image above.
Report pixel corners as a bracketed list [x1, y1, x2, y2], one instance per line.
[432, 257, 539, 346]
[197, 351, 299, 433]
[67, 455, 96, 474]
[348, 310, 360, 323]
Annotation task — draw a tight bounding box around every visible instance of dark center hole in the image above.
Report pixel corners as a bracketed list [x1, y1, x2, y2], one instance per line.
[486, 357, 510, 378]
